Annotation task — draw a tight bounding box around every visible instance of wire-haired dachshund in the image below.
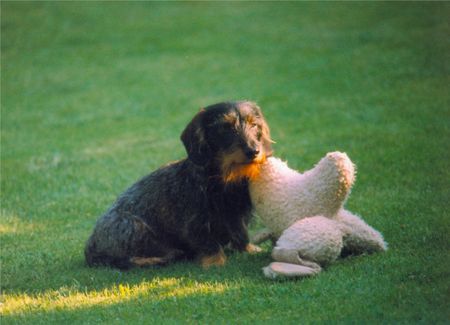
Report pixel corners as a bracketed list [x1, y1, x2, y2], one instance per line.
[85, 101, 273, 269]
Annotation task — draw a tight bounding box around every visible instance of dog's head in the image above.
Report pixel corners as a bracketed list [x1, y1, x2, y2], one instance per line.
[181, 101, 273, 182]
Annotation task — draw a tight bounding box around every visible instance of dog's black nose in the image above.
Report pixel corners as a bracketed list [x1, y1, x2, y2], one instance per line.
[245, 148, 260, 159]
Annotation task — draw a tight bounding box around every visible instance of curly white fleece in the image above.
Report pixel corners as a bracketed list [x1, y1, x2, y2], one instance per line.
[249, 152, 387, 279]
[250, 152, 355, 237]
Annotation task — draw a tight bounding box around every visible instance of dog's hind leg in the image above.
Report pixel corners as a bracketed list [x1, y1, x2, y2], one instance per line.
[85, 211, 179, 269]
[130, 249, 185, 267]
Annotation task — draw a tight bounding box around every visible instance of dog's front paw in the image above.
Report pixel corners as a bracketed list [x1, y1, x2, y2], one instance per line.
[200, 249, 227, 268]
[245, 243, 263, 254]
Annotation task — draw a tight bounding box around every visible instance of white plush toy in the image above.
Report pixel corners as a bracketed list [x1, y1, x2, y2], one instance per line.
[250, 152, 387, 279]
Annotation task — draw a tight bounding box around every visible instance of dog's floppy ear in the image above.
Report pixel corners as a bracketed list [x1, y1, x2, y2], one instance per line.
[181, 109, 211, 165]
[252, 104, 274, 157]
[261, 120, 274, 157]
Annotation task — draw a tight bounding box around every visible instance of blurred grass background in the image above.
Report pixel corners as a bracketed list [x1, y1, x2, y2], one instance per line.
[1, 2, 449, 323]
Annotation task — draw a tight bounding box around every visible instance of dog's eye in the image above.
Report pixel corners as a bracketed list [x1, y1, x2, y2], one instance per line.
[250, 123, 259, 129]
[256, 130, 262, 140]
[214, 123, 235, 139]
[219, 123, 233, 131]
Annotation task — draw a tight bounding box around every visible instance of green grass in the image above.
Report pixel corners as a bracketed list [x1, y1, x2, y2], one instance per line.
[1, 2, 449, 323]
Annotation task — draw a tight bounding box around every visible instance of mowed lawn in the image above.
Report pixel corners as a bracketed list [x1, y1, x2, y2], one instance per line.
[1, 2, 449, 323]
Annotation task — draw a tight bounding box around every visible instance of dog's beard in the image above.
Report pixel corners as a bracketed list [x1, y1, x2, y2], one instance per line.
[220, 152, 266, 183]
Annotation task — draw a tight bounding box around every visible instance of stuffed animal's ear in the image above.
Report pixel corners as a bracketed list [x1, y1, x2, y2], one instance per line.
[180, 109, 211, 165]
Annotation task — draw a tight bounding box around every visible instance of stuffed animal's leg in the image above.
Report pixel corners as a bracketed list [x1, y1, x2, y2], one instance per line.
[263, 217, 345, 279]
[275, 217, 344, 266]
[263, 247, 322, 279]
[336, 209, 388, 254]
[272, 247, 322, 270]
[263, 262, 321, 279]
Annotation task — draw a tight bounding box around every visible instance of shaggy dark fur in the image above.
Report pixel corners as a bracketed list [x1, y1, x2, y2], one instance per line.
[85, 101, 272, 269]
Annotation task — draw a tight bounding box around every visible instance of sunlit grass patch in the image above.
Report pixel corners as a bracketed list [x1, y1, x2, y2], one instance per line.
[1, 278, 232, 316]
[0, 211, 44, 236]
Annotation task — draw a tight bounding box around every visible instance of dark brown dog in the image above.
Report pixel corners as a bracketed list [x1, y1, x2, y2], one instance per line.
[85, 101, 272, 269]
